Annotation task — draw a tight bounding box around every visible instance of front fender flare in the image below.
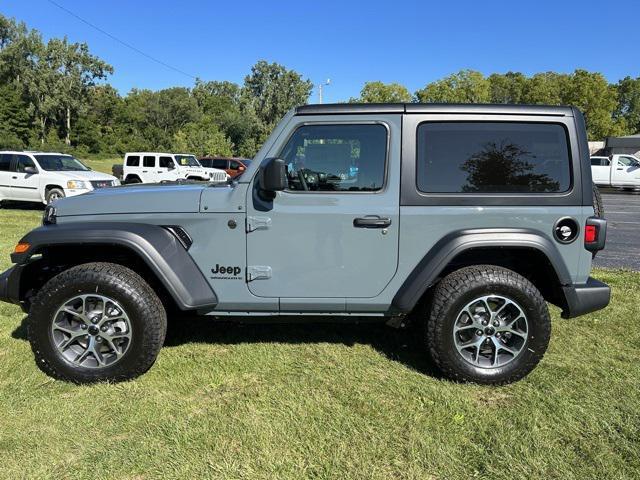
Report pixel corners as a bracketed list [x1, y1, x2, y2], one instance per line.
[12, 222, 217, 310]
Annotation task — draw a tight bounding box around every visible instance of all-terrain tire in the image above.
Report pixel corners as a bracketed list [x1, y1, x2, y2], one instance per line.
[28, 262, 167, 383]
[426, 265, 551, 385]
[592, 183, 604, 218]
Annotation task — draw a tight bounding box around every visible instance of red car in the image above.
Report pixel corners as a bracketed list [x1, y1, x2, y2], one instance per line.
[198, 157, 252, 179]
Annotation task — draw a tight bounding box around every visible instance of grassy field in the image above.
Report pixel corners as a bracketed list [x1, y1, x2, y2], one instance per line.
[82, 155, 121, 175]
[0, 207, 639, 479]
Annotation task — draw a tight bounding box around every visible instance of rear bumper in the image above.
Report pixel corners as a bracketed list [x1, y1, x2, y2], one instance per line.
[561, 277, 611, 319]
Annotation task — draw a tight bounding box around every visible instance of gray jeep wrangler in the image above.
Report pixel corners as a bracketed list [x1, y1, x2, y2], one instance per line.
[0, 103, 610, 385]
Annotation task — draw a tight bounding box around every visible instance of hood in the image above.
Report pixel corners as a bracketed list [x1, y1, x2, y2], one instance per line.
[54, 183, 210, 216]
[56, 170, 117, 181]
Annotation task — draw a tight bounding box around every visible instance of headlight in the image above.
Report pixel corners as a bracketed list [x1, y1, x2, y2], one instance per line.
[66, 180, 89, 189]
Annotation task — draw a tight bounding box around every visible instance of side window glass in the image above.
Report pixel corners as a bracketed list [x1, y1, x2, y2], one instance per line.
[0, 154, 10, 171]
[230, 161, 240, 170]
[143, 156, 156, 168]
[126, 156, 140, 167]
[618, 156, 640, 167]
[602, 158, 611, 166]
[212, 159, 227, 169]
[279, 124, 387, 192]
[416, 122, 571, 193]
[159, 156, 173, 168]
[15, 155, 36, 173]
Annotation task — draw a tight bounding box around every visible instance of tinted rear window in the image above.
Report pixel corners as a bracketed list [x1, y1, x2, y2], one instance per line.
[0, 154, 10, 171]
[210, 159, 228, 169]
[126, 155, 140, 167]
[417, 122, 571, 193]
[143, 156, 156, 167]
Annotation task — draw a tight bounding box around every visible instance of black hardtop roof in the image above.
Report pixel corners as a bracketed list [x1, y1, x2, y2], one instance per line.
[296, 103, 575, 117]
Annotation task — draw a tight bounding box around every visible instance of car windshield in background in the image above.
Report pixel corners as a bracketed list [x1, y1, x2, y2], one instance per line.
[174, 155, 200, 167]
[34, 155, 90, 171]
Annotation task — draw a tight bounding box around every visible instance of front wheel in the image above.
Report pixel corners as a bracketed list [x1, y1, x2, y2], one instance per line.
[45, 187, 65, 204]
[426, 265, 551, 385]
[28, 262, 167, 383]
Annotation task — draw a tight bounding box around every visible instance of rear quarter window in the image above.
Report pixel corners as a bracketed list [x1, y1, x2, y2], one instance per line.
[416, 122, 571, 193]
[126, 155, 140, 167]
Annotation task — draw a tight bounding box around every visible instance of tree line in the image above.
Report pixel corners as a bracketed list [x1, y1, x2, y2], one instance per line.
[1, 14, 639, 159]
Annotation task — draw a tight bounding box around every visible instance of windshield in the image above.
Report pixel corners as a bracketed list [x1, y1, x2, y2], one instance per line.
[34, 155, 90, 171]
[174, 155, 200, 167]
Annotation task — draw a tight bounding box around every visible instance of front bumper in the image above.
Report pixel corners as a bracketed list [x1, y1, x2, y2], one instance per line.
[0, 265, 21, 307]
[561, 277, 611, 319]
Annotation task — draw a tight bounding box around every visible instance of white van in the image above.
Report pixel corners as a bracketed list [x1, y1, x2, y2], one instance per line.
[591, 154, 640, 189]
[0, 151, 119, 205]
[122, 152, 228, 184]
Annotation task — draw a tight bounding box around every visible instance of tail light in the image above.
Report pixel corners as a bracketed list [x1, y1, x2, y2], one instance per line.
[584, 217, 606, 252]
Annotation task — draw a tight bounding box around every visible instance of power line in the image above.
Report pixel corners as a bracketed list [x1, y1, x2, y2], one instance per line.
[46, 0, 197, 80]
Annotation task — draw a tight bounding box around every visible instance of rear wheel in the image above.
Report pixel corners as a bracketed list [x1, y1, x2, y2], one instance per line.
[124, 175, 141, 184]
[426, 265, 551, 385]
[592, 183, 605, 218]
[28, 262, 167, 383]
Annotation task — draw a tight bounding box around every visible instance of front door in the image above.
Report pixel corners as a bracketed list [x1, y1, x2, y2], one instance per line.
[612, 156, 640, 186]
[246, 116, 401, 301]
[10, 154, 41, 202]
[0, 154, 12, 200]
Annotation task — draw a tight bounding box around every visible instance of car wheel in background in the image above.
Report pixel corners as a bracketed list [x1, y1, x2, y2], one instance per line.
[45, 187, 65, 204]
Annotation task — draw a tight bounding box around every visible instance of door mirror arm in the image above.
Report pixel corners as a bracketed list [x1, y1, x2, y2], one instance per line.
[259, 157, 287, 200]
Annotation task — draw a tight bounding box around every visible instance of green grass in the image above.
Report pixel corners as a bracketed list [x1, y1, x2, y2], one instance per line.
[81, 155, 121, 175]
[0, 208, 639, 479]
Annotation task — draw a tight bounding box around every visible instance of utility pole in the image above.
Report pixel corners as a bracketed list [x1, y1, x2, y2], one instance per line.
[318, 79, 331, 104]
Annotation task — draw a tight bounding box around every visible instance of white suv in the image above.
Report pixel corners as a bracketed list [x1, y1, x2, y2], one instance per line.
[0, 151, 120, 205]
[122, 152, 228, 184]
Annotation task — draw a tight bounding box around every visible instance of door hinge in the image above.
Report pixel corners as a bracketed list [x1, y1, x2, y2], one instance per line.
[247, 265, 272, 282]
[246, 216, 272, 233]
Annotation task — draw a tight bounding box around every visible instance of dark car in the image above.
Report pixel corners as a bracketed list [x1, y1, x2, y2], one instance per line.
[198, 157, 252, 179]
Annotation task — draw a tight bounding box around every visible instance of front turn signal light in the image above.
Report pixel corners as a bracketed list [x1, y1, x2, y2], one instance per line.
[14, 242, 30, 254]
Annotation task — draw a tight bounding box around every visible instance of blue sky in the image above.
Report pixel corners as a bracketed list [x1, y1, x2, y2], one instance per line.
[3, 0, 639, 102]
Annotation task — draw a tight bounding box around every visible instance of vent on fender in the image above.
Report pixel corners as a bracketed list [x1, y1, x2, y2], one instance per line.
[163, 226, 193, 249]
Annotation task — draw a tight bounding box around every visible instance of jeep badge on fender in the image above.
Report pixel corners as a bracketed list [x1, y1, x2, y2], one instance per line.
[0, 103, 609, 384]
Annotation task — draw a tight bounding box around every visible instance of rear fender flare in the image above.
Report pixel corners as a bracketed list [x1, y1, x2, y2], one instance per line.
[391, 228, 572, 312]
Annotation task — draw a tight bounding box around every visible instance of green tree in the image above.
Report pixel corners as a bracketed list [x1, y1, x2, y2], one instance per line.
[192, 79, 241, 117]
[521, 72, 569, 105]
[173, 116, 234, 157]
[415, 70, 490, 103]
[0, 82, 30, 148]
[48, 37, 113, 145]
[563, 70, 623, 139]
[615, 76, 640, 134]
[355, 81, 412, 103]
[488, 72, 527, 104]
[242, 60, 313, 129]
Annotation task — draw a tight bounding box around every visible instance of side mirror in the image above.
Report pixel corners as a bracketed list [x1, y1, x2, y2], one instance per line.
[167, 161, 175, 170]
[24, 166, 38, 175]
[260, 157, 287, 199]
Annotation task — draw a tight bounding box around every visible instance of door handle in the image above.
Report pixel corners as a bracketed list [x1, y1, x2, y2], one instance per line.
[12, 176, 17, 179]
[142, 170, 148, 173]
[617, 168, 624, 170]
[353, 216, 392, 228]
